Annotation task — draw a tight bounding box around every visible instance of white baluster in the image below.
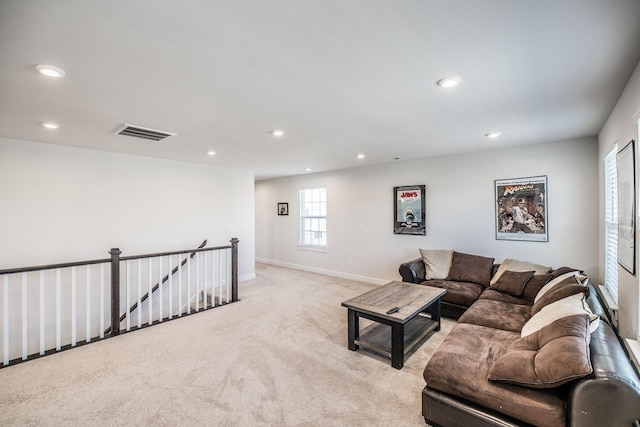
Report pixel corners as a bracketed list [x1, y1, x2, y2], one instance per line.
[218, 251, 222, 306]
[195, 252, 200, 312]
[211, 251, 215, 307]
[86, 266, 91, 343]
[226, 249, 230, 303]
[40, 270, 45, 355]
[22, 272, 27, 360]
[137, 259, 142, 328]
[3, 275, 9, 366]
[204, 251, 208, 309]
[126, 261, 131, 331]
[71, 267, 76, 347]
[100, 263, 105, 339]
[56, 269, 61, 351]
[178, 255, 182, 317]
[159, 257, 163, 322]
[148, 258, 153, 326]
[169, 255, 174, 320]
[187, 254, 191, 314]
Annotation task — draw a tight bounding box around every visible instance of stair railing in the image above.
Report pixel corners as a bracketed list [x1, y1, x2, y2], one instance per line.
[0, 238, 239, 368]
[104, 239, 207, 335]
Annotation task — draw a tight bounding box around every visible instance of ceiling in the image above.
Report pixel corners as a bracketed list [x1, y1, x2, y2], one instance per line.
[1, 1, 640, 180]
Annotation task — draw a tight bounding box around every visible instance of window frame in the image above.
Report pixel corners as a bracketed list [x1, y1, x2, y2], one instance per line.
[604, 145, 619, 303]
[298, 186, 327, 251]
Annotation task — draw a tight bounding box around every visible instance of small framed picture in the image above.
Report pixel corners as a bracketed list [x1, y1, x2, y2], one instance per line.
[277, 202, 289, 216]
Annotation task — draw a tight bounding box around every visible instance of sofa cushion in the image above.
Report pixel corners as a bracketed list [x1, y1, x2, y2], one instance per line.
[421, 280, 483, 308]
[490, 258, 551, 285]
[488, 314, 592, 388]
[419, 249, 453, 280]
[521, 273, 553, 302]
[522, 293, 598, 337]
[424, 323, 566, 427]
[531, 277, 588, 316]
[489, 270, 534, 296]
[446, 251, 495, 287]
[478, 289, 531, 306]
[458, 299, 532, 332]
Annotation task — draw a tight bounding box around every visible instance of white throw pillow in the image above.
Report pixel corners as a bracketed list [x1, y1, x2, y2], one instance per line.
[490, 258, 551, 285]
[419, 249, 453, 280]
[534, 270, 587, 303]
[521, 293, 598, 337]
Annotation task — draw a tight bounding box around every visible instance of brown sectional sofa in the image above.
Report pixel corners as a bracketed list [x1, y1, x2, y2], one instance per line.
[399, 251, 640, 427]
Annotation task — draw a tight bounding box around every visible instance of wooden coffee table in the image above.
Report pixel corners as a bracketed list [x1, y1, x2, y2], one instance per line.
[341, 281, 446, 369]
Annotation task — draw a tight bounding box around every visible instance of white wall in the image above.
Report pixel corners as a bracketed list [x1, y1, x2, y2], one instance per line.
[598, 60, 640, 339]
[256, 137, 598, 285]
[0, 137, 256, 281]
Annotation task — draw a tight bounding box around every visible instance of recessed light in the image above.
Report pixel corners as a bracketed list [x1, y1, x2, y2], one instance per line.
[36, 64, 65, 78]
[305, 168, 312, 172]
[207, 150, 216, 156]
[271, 129, 285, 137]
[355, 154, 365, 159]
[436, 76, 460, 88]
[485, 132, 501, 138]
[42, 122, 60, 129]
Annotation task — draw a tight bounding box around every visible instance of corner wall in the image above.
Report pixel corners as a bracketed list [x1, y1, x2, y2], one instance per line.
[598, 60, 640, 339]
[256, 138, 598, 284]
[0, 137, 256, 281]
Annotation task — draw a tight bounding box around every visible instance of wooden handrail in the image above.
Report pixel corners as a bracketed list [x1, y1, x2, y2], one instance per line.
[0, 257, 111, 276]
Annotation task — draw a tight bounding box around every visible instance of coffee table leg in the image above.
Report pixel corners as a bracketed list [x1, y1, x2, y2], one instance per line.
[391, 323, 404, 369]
[432, 299, 442, 331]
[347, 308, 359, 351]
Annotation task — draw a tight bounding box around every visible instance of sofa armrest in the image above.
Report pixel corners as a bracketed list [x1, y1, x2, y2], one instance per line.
[399, 258, 425, 283]
[568, 321, 640, 426]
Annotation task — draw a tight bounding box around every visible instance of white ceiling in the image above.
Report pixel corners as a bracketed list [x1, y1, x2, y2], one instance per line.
[1, 1, 640, 180]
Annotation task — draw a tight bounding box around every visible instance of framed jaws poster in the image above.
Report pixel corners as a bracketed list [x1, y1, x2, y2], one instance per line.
[495, 175, 548, 242]
[394, 185, 426, 235]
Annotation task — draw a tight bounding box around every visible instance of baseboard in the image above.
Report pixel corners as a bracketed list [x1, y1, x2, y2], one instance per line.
[255, 258, 389, 285]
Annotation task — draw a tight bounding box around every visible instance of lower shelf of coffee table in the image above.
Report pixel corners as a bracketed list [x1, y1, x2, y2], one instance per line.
[354, 314, 438, 359]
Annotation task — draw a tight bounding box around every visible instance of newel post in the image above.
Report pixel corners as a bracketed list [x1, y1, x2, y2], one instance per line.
[230, 238, 239, 302]
[109, 248, 122, 336]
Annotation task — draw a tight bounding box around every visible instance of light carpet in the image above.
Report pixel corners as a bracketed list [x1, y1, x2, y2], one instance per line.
[0, 263, 454, 426]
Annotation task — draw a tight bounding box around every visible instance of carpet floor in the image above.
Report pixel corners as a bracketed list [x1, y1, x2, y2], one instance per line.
[0, 263, 454, 426]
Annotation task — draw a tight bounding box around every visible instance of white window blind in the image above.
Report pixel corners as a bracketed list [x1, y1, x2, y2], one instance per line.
[604, 146, 618, 302]
[299, 186, 327, 249]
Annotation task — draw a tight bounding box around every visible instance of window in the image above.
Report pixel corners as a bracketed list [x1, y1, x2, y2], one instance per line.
[604, 146, 618, 302]
[299, 186, 327, 249]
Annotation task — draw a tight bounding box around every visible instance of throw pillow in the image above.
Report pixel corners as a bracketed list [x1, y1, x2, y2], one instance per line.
[488, 314, 592, 388]
[534, 270, 586, 303]
[490, 270, 535, 296]
[521, 273, 553, 301]
[446, 251, 495, 287]
[419, 249, 453, 280]
[549, 266, 584, 279]
[490, 258, 551, 286]
[531, 277, 589, 316]
[521, 293, 598, 337]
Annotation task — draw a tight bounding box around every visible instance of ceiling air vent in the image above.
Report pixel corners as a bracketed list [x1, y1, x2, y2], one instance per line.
[113, 124, 176, 141]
